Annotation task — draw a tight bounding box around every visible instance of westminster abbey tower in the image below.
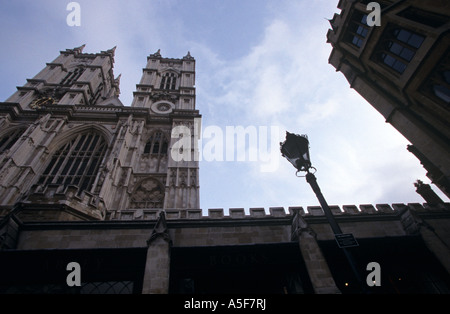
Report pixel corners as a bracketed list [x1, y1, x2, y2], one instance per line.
[0, 45, 200, 222]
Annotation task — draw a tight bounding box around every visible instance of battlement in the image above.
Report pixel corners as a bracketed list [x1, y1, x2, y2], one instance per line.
[109, 202, 450, 221]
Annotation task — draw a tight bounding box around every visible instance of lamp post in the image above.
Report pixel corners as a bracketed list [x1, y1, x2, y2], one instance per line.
[280, 131, 365, 293]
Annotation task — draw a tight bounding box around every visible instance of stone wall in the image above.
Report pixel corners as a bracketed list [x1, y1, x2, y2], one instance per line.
[12, 202, 449, 250]
[5, 202, 450, 294]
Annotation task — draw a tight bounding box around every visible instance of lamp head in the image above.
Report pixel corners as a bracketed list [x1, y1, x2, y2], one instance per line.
[280, 131, 312, 172]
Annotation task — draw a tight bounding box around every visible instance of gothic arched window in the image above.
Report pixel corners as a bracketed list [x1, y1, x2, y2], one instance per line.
[143, 132, 168, 156]
[37, 131, 107, 195]
[159, 73, 177, 90]
[0, 128, 25, 154]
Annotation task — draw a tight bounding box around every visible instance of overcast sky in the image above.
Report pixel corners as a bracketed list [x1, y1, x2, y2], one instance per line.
[1, 0, 447, 213]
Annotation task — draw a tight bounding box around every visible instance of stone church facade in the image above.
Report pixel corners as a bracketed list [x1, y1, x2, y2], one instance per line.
[0, 45, 200, 220]
[0, 46, 449, 294]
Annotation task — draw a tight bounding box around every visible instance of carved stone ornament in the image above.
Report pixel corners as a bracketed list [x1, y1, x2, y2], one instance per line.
[147, 211, 171, 246]
[151, 101, 174, 114]
[150, 92, 178, 102]
[130, 178, 164, 209]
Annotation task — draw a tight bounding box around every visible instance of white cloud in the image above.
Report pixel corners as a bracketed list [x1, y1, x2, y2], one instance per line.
[194, 0, 442, 210]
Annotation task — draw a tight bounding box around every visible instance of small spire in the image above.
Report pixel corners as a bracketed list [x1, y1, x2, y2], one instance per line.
[63, 44, 85, 55]
[100, 46, 117, 58]
[74, 44, 86, 53]
[107, 46, 117, 57]
[147, 211, 171, 246]
[150, 49, 162, 58]
[183, 51, 194, 60]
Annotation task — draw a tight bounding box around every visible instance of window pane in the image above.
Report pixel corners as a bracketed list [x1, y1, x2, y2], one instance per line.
[144, 141, 151, 154]
[51, 158, 65, 175]
[161, 141, 168, 155]
[400, 48, 415, 61]
[87, 159, 98, 175]
[389, 42, 403, 55]
[43, 158, 56, 175]
[357, 26, 368, 37]
[75, 135, 86, 150]
[62, 158, 75, 175]
[81, 136, 92, 151]
[152, 142, 160, 154]
[78, 159, 88, 175]
[383, 54, 396, 67]
[396, 29, 411, 43]
[393, 60, 407, 73]
[89, 136, 99, 150]
[408, 34, 424, 49]
[361, 14, 368, 25]
[79, 179, 89, 192]
[352, 36, 362, 47]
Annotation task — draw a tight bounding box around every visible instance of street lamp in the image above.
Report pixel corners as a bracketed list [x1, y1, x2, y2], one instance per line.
[279, 132, 312, 173]
[280, 131, 365, 293]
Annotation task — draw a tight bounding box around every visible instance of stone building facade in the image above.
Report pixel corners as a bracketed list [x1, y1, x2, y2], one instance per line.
[327, 0, 450, 198]
[0, 46, 450, 294]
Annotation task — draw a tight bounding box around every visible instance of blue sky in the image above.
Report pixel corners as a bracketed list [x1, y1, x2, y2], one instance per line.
[1, 0, 447, 213]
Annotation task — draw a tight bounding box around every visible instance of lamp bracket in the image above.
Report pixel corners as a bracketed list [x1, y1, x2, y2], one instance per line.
[295, 166, 317, 177]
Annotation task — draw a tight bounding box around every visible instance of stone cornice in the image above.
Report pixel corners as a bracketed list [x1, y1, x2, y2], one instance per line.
[0, 102, 200, 124]
[5, 202, 448, 232]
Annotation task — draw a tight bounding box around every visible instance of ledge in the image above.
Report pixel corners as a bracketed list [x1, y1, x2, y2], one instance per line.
[109, 203, 450, 221]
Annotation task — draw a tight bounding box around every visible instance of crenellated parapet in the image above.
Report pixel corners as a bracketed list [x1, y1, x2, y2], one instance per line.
[109, 202, 450, 221]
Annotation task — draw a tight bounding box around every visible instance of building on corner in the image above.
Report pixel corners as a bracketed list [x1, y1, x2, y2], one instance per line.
[327, 0, 450, 198]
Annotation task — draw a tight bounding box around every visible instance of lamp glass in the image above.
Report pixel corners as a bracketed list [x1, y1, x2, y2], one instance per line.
[280, 132, 311, 171]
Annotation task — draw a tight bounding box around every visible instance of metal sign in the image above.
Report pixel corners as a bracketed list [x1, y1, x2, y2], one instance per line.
[335, 233, 359, 248]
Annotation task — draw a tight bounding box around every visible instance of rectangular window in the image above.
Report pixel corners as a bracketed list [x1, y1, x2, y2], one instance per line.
[398, 7, 448, 28]
[372, 25, 425, 74]
[345, 11, 370, 48]
[421, 50, 450, 105]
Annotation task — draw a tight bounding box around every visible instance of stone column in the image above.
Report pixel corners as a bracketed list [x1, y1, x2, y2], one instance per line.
[399, 206, 450, 275]
[292, 210, 341, 294]
[142, 211, 171, 294]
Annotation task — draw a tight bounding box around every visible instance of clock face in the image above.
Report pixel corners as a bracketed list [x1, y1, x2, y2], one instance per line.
[151, 101, 174, 114]
[157, 103, 171, 111]
[30, 96, 55, 109]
